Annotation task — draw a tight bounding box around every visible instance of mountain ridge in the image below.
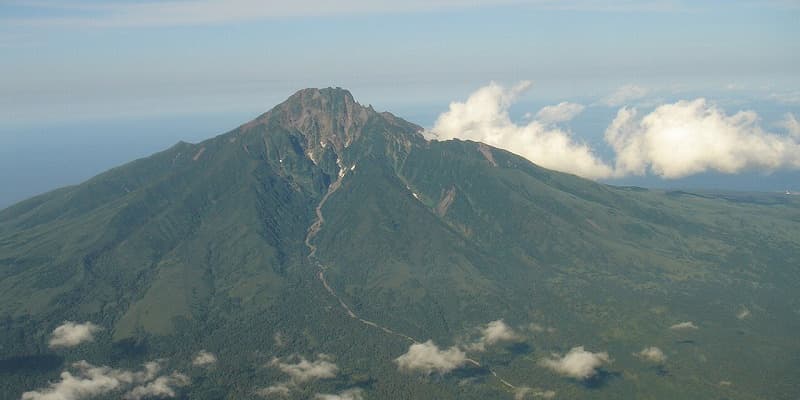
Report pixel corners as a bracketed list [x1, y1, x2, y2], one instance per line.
[0, 88, 799, 399]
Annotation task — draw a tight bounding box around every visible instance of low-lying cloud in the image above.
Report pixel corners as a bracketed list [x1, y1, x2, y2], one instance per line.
[431, 82, 800, 180]
[539, 346, 611, 380]
[606, 99, 800, 178]
[635, 346, 667, 363]
[256, 383, 291, 397]
[514, 386, 557, 399]
[192, 350, 217, 366]
[669, 321, 698, 330]
[21, 360, 188, 400]
[395, 340, 468, 374]
[269, 354, 339, 384]
[259, 354, 339, 397]
[124, 373, 190, 400]
[315, 388, 365, 400]
[467, 319, 520, 352]
[49, 321, 101, 348]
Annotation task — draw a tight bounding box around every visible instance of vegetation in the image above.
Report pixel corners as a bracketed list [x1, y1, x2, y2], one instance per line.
[1, 88, 798, 399]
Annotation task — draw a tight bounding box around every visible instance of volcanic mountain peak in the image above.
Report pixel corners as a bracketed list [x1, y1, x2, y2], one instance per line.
[243, 87, 376, 155]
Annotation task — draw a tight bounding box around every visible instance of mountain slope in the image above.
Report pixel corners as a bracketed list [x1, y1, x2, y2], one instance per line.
[1, 88, 799, 399]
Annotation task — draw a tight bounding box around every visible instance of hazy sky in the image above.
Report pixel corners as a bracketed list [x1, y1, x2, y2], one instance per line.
[2, 0, 798, 123]
[1, 0, 799, 206]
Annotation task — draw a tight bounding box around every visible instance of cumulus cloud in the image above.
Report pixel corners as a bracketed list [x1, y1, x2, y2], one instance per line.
[514, 386, 556, 399]
[467, 319, 521, 352]
[606, 99, 800, 178]
[669, 321, 698, 330]
[602, 84, 649, 106]
[431, 82, 800, 180]
[781, 113, 800, 137]
[535, 102, 585, 124]
[315, 388, 365, 400]
[269, 354, 339, 384]
[21, 360, 186, 400]
[395, 340, 468, 374]
[124, 373, 190, 400]
[539, 346, 611, 379]
[258, 354, 339, 397]
[635, 346, 667, 363]
[49, 321, 101, 348]
[430, 81, 614, 179]
[192, 350, 217, 366]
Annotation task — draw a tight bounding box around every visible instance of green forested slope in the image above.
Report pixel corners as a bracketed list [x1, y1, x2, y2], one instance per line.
[1, 88, 798, 399]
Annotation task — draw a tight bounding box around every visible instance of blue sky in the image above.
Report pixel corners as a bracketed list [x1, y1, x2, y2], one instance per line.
[0, 0, 799, 206]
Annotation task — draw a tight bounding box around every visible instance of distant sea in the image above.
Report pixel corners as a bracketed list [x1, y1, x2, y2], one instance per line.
[1, 100, 797, 210]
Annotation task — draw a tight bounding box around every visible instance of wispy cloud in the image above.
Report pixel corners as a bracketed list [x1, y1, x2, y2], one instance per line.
[49, 321, 101, 349]
[669, 321, 698, 330]
[601, 84, 649, 106]
[514, 386, 557, 399]
[534, 102, 585, 124]
[781, 113, 800, 138]
[314, 388, 365, 400]
[539, 346, 611, 380]
[3, 1, 686, 28]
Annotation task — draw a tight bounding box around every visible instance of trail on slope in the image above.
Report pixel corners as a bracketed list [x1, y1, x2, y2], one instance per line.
[304, 170, 516, 390]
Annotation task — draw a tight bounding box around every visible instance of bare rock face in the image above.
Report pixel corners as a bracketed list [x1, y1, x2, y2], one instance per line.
[245, 88, 373, 163]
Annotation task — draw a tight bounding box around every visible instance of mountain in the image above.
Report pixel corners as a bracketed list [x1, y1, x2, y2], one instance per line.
[1, 88, 799, 399]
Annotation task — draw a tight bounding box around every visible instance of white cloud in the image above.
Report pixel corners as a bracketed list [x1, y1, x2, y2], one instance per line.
[20, 360, 186, 400]
[192, 350, 217, 366]
[514, 386, 556, 399]
[635, 346, 667, 363]
[737, 308, 751, 320]
[669, 321, 698, 330]
[535, 102, 585, 124]
[258, 354, 339, 397]
[467, 319, 520, 352]
[781, 113, 800, 138]
[124, 373, 190, 400]
[255, 383, 291, 397]
[315, 388, 365, 400]
[430, 81, 614, 179]
[602, 84, 649, 106]
[606, 99, 800, 178]
[539, 346, 611, 379]
[6, 1, 684, 28]
[48, 321, 101, 348]
[395, 340, 468, 374]
[269, 354, 339, 384]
